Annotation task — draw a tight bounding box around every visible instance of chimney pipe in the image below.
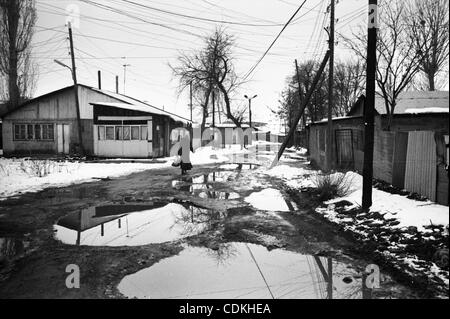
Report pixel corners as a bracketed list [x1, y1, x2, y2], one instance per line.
[115, 75, 119, 94]
[98, 70, 102, 90]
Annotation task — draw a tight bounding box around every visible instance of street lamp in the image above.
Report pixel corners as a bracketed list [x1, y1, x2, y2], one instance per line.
[54, 59, 73, 76]
[244, 94, 257, 128]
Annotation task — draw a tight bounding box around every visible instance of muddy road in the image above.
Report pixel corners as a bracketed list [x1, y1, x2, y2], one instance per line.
[0, 156, 417, 299]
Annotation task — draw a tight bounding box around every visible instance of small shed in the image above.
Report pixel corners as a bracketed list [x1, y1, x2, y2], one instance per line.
[308, 91, 449, 205]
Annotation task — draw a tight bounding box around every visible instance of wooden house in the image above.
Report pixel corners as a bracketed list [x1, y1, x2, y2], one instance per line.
[0, 84, 190, 158]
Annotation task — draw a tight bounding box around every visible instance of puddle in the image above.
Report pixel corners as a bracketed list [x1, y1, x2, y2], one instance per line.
[0, 237, 27, 263]
[219, 164, 260, 170]
[54, 203, 222, 246]
[245, 188, 296, 212]
[172, 172, 238, 190]
[117, 242, 366, 299]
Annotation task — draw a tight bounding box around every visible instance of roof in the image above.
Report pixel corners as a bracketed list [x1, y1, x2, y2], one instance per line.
[375, 91, 449, 114]
[347, 91, 449, 116]
[88, 87, 191, 123]
[1, 84, 191, 123]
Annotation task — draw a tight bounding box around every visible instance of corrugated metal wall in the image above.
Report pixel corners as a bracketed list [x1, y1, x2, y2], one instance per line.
[404, 131, 437, 201]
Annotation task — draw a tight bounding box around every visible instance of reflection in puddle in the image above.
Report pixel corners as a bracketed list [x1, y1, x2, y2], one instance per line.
[118, 242, 364, 299]
[172, 172, 237, 189]
[245, 188, 296, 212]
[0, 237, 26, 263]
[54, 203, 222, 246]
[219, 164, 260, 170]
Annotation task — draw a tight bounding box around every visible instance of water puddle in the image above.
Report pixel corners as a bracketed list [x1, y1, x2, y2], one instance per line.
[117, 242, 366, 299]
[219, 163, 260, 170]
[245, 188, 297, 212]
[54, 203, 222, 246]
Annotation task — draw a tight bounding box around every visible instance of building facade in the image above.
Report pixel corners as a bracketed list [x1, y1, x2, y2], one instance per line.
[308, 91, 449, 205]
[1, 84, 190, 158]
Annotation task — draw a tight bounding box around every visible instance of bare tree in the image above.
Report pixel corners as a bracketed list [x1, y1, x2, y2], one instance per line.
[171, 28, 242, 130]
[343, 1, 427, 129]
[406, 0, 449, 91]
[334, 60, 365, 116]
[0, 0, 37, 111]
[278, 59, 363, 128]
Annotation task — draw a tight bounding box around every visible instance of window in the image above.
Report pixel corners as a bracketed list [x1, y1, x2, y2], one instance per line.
[106, 126, 115, 140]
[14, 124, 26, 140]
[14, 124, 53, 141]
[131, 126, 140, 140]
[123, 126, 131, 140]
[34, 125, 41, 140]
[140, 126, 148, 140]
[27, 124, 34, 140]
[42, 124, 54, 140]
[115, 126, 123, 140]
[354, 129, 364, 151]
[98, 126, 105, 140]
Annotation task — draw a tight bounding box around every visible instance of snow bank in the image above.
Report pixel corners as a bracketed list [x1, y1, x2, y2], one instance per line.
[0, 158, 171, 200]
[327, 172, 449, 231]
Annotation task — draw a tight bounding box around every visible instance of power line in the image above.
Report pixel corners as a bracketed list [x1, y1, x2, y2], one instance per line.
[242, 0, 308, 81]
[120, 0, 294, 27]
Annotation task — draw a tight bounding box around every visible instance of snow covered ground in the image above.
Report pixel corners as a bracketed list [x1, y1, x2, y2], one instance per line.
[0, 145, 251, 200]
[266, 164, 448, 232]
[325, 172, 449, 232]
[0, 158, 171, 200]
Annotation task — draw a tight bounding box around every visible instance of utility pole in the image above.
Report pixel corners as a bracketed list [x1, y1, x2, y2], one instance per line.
[326, 0, 335, 172]
[362, 0, 378, 209]
[295, 59, 304, 147]
[68, 22, 85, 157]
[271, 51, 330, 168]
[123, 63, 131, 95]
[244, 94, 258, 128]
[212, 89, 216, 127]
[115, 75, 119, 93]
[189, 81, 193, 122]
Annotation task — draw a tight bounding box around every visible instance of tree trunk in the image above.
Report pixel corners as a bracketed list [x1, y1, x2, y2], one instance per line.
[428, 72, 436, 91]
[217, 82, 241, 128]
[7, 0, 20, 111]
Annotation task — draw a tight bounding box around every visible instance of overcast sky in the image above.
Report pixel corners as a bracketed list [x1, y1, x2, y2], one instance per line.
[34, 0, 372, 124]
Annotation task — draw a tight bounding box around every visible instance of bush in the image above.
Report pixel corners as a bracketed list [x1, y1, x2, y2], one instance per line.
[312, 172, 354, 201]
[19, 159, 66, 177]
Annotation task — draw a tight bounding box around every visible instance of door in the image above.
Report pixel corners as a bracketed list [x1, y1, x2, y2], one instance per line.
[57, 124, 70, 154]
[335, 129, 354, 169]
[404, 131, 437, 201]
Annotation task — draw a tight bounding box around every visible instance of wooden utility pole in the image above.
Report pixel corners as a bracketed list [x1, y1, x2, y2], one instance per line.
[362, 0, 378, 209]
[326, 0, 335, 172]
[115, 75, 119, 93]
[295, 59, 304, 147]
[212, 89, 215, 127]
[189, 81, 193, 122]
[68, 22, 85, 157]
[271, 51, 330, 168]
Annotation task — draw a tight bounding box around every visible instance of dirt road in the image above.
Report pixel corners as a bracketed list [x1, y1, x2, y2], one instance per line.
[0, 155, 417, 299]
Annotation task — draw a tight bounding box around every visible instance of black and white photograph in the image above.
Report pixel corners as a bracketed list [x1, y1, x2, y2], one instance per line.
[0, 0, 449, 306]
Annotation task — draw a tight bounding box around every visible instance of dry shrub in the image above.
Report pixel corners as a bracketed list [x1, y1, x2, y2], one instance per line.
[19, 159, 65, 177]
[312, 172, 354, 201]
